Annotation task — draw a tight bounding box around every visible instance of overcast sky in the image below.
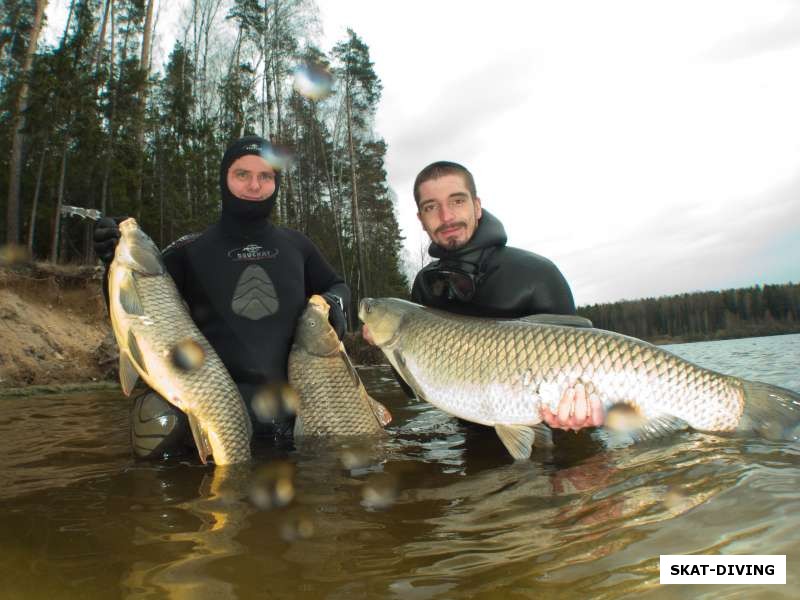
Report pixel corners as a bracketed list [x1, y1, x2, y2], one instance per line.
[43, 0, 800, 305]
[317, 0, 800, 304]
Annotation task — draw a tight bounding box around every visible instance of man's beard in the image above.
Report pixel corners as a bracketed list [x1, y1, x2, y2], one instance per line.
[436, 222, 468, 249]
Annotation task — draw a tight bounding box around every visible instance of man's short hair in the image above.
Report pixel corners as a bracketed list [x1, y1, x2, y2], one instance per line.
[413, 161, 477, 206]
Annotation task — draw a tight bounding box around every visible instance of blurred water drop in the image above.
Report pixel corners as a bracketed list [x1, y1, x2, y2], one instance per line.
[606, 404, 645, 432]
[663, 485, 687, 510]
[260, 143, 294, 172]
[252, 383, 299, 423]
[339, 445, 372, 470]
[249, 461, 295, 510]
[280, 513, 315, 541]
[293, 63, 333, 100]
[0, 244, 30, 266]
[170, 339, 205, 371]
[361, 473, 398, 509]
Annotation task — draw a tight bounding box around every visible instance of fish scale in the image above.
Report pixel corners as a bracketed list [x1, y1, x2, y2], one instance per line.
[289, 350, 385, 436]
[109, 219, 252, 464]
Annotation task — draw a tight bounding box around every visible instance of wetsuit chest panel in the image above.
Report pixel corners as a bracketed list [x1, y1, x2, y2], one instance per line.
[183, 224, 307, 384]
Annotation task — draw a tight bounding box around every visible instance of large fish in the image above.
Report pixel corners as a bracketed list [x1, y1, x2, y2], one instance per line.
[288, 295, 390, 437]
[108, 218, 252, 464]
[359, 297, 800, 459]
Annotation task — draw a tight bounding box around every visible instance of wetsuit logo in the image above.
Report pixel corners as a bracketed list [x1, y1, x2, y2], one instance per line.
[228, 244, 279, 261]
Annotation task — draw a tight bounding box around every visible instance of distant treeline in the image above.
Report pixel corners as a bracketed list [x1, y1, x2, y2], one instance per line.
[577, 283, 800, 343]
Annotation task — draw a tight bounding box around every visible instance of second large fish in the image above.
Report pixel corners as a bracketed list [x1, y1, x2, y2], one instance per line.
[289, 295, 390, 437]
[359, 297, 800, 459]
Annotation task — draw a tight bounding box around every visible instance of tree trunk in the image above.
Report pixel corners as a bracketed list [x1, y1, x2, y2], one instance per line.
[50, 140, 69, 263]
[100, 0, 118, 215]
[5, 0, 48, 246]
[93, 0, 112, 74]
[133, 0, 156, 220]
[26, 144, 49, 256]
[345, 75, 369, 298]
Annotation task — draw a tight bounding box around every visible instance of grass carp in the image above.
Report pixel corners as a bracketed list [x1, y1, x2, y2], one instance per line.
[289, 295, 390, 437]
[108, 218, 252, 464]
[359, 297, 800, 459]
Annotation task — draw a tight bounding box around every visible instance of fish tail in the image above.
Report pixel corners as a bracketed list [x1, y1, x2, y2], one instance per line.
[739, 380, 800, 441]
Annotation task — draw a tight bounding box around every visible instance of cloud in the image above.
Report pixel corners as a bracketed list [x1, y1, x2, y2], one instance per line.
[706, 3, 800, 61]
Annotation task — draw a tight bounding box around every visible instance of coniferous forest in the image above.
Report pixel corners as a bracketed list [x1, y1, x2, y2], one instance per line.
[2, 2, 797, 345]
[1, 0, 409, 324]
[578, 283, 800, 344]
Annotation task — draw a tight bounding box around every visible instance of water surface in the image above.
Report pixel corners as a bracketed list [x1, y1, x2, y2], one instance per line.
[1, 334, 798, 598]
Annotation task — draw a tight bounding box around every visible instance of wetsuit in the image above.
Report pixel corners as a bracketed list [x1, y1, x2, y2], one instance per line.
[410, 209, 595, 461]
[123, 136, 349, 458]
[411, 210, 575, 317]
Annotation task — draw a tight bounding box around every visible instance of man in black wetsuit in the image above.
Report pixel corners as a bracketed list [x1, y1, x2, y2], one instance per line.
[365, 160, 603, 431]
[94, 135, 349, 458]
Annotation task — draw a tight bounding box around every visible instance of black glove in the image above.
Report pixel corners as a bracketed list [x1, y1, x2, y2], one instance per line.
[93, 216, 124, 265]
[321, 292, 347, 340]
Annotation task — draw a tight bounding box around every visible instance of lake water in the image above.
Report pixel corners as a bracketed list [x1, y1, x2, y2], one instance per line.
[1, 334, 799, 599]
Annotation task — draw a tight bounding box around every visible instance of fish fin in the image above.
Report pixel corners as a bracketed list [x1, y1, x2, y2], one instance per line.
[338, 342, 361, 387]
[127, 330, 147, 375]
[367, 394, 393, 427]
[186, 412, 212, 465]
[739, 380, 800, 441]
[531, 423, 554, 448]
[129, 231, 165, 275]
[596, 414, 688, 448]
[293, 414, 304, 438]
[119, 271, 144, 315]
[118, 352, 140, 396]
[494, 424, 536, 460]
[520, 314, 593, 328]
[391, 349, 425, 400]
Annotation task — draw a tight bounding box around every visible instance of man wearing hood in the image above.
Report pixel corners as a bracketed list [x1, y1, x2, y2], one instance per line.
[93, 135, 349, 458]
[367, 160, 603, 432]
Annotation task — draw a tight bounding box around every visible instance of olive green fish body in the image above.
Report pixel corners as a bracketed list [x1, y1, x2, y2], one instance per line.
[108, 219, 252, 464]
[289, 296, 387, 437]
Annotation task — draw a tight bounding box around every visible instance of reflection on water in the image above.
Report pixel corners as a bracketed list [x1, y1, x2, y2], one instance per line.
[0, 335, 798, 598]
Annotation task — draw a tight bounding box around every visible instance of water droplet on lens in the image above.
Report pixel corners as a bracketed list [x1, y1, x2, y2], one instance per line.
[339, 445, 371, 470]
[273, 477, 295, 506]
[280, 514, 315, 541]
[361, 473, 398, 509]
[281, 385, 300, 415]
[293, 63, 333, 100]
[171, 339, 205, 371]
[252, 387, 282, 422]
[249, 461, 295, 510]
[260, 143, 294, 171]
[252, 383, 299, 423]
[0, 244, 30, 266]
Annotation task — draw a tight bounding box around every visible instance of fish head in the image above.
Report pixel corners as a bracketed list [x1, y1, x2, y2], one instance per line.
[358, 297, 415, 347]
[294, 295, 339, 356]
[114, 218, 165, 276]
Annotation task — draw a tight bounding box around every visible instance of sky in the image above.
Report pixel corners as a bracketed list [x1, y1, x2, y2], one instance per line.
[316, 0, 800, 305]
[43, 0, 800, 305]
